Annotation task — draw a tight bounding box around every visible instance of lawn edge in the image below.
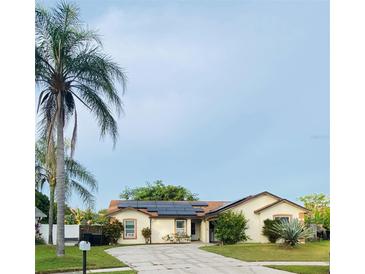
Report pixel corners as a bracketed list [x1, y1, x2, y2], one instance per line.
[36, 265, 129, 274]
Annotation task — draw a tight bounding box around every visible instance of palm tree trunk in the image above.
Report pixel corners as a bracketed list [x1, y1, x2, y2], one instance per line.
[48, 184, 55, 245]
[55, 93, 66, 256]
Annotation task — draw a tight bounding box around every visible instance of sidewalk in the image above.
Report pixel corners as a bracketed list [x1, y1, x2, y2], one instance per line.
[250, 261, 329, 266]
[54, 266, 134, 274]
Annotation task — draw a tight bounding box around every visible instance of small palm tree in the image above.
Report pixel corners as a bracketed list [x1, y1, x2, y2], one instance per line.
[270, 218, 313, 247]
[35, 1, 126, 255]
[35, 139, 97, 244]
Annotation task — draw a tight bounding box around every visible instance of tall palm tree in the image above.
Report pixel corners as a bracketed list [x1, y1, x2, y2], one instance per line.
[35, 139, 98, 244]
[35, 2, 126, 255]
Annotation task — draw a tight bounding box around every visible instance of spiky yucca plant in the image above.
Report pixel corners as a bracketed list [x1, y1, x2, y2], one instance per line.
[270, 218, 313, 247]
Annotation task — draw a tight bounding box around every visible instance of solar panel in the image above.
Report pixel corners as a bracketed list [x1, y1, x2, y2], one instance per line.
[158, 210, 178, 215]
[118, 200, 205, 216]
[176, 210, 196, 215]
[156, 202, 174, 206]
[138, 201, 159, 208]
[119, 201, 138, 208]
[146, 207, 158, 212]
[190, 201, 209, 206]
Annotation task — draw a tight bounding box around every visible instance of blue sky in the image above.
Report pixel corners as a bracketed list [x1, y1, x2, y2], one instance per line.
[39, 0, 329, 210]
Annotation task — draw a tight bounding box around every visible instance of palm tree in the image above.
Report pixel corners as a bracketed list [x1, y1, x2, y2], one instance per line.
[35, 139, 98, 244]
[35, 2, 126, 255]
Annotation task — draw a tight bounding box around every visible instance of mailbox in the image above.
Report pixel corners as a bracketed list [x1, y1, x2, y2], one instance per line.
[79, 241, 91, 251]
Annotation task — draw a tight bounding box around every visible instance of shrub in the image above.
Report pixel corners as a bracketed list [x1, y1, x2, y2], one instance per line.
[141, 227, 151, 244]
[215, 210, 249, 244]
[35, 222, 45, 245]
[270, 218, 313, 247]
[262, 219, 281, 243]
[102, 218, 124, 245]
[162, 233, 190, 243]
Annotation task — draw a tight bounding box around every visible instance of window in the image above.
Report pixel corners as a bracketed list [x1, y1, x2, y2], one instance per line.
[124, 219, 136, 239]
[274, 216, 290, 222]
[175, 220, 186, 235]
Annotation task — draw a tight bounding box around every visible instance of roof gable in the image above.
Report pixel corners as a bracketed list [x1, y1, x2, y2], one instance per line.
[206, 191, 282, 216]
[254, 199, 309, 214]
[108, 206, 155, 217]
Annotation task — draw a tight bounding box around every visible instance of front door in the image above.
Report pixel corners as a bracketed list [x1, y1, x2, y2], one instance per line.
[191, 220, 200, 241]
[209, 221, 218, 242]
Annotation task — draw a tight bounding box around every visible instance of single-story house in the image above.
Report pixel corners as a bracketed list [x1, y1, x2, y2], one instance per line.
[107, 191, 309, 244]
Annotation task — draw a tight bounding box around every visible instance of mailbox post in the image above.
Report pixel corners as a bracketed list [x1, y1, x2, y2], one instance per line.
[79, 241, 91, 274]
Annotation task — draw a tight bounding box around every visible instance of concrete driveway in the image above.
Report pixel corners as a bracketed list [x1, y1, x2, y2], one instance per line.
[106, 243, 292, 274]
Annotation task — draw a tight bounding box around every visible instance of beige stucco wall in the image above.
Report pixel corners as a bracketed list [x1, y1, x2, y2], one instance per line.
[200, 220, 209, 243]
[227, 195, 307, 243]
[200, 194, 306, 243]
[258, 202, 306, 223]
[110, 209, 150, 244]
[186, 219, 192, 236]
[110, 210, 194, 244]
[151, 218, 174, 243]
[229, 194, 279, 243]
[151, 218, 192, 243]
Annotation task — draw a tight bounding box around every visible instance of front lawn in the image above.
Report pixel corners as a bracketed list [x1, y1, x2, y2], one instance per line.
[35, 245, 126, 273]
[200, 241, 329, 262]
[266, 265, 329, 274]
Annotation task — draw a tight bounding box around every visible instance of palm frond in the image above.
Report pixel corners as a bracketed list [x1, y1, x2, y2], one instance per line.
[65, 158, 98, 192]
[73, 84, 119, 146]
[67, 179, 95, 208]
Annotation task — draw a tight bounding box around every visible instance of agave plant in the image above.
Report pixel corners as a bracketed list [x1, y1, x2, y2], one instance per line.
[270, 218, 313, 246]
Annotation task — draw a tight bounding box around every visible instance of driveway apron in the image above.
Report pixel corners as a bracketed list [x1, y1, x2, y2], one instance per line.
[106, 243, 292, 274]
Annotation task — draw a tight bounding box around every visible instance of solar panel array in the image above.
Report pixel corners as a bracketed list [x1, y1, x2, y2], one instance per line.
[118, 201, 208, 217]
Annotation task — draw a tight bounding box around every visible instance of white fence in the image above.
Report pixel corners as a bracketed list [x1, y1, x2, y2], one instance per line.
[40, 224, 80, 245]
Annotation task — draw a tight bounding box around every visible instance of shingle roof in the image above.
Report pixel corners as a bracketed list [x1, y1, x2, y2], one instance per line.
[107, 191, 308, 218]
[107, 200, 227, 217]
[205, 191, 286, 217]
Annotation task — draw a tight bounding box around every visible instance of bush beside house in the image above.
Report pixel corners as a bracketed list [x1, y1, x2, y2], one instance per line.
[215, 210, 249, 245]
[102, 218, 124, 245]
[142, 227, 151, 244]
[262, 219, 281, 243]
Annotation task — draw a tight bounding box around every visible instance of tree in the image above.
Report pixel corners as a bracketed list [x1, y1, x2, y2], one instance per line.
[214, 210, 249, 245]
[64, 208, 109, 225]
[299, 193, 330, 230]
[35, 190, 50, 224]
[120, 180, 198, 201]
[35, 139, 98, 244]
[36, 1, 125, 255]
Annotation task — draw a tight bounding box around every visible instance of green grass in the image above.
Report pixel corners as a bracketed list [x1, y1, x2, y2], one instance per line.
[266, 265, 329, 274]
[35, 245, 127, 273]
[200, 241, 329, 262]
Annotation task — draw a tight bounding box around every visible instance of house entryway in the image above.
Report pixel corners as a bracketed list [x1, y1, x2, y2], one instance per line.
[209, 220, 219, 243]
[191, 219, 201, 241]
